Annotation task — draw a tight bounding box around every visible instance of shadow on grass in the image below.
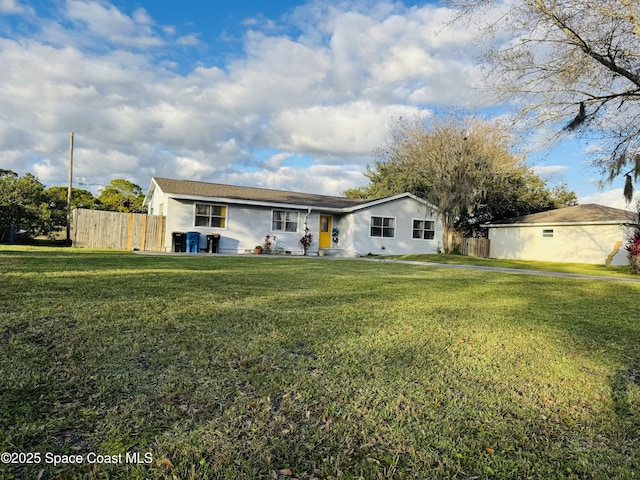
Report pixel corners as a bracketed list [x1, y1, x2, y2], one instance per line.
[610, 358, 640, 423]
[458, 274, 640, 462]
[2, 250, 640, 478]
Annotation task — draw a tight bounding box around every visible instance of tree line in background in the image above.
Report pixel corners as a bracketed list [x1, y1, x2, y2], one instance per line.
[0, 170, 146, 239]
[345, 116, 577, 253]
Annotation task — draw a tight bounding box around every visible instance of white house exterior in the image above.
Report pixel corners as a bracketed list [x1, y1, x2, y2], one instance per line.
[143, 177, 441, 256]
[484, 204, 636, 266]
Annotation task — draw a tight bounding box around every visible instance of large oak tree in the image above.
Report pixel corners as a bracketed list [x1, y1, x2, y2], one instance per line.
[346, 116, 575, 252]
[97, 179, 146, 213]
[0, 170, 52, 238]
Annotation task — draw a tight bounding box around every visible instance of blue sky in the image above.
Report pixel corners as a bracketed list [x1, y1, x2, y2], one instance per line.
[0, 0, 635, 209]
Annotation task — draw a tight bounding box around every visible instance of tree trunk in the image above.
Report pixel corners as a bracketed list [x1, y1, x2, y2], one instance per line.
[441, 218, 451, 253]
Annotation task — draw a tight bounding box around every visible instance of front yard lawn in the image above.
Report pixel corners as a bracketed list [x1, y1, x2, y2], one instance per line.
[1, 247, 639, 479]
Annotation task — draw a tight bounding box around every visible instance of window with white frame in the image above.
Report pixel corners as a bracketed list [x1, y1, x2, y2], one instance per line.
[195, 203, 227, 228]
[542, 229, 554, 238]
[272, 210, 299, 232]
[370, 216, 395, 238]
[412, 219, 435, 240]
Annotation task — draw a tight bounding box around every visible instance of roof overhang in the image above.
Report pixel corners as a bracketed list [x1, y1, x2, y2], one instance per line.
[483, 221, 633, 228]
[165, 193, 350, 212]
[345, 192, 436, 213]
[142, 178, 158, 208]
[157, 190, 436, 214]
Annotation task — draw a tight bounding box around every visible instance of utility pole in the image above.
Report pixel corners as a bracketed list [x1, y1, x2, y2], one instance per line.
[66, 132, 74, 246]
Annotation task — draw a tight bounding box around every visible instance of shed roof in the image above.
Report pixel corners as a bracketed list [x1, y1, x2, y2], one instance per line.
[150, 177, 375, 209]
[485, 203, 636, 226]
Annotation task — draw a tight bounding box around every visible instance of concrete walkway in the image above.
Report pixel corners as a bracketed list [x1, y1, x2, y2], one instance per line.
[359, 257, 640, 283]
[134, 250, 640, 283]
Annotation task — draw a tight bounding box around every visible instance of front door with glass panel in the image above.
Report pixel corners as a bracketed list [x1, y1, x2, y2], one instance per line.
[319, 215, 332, 249]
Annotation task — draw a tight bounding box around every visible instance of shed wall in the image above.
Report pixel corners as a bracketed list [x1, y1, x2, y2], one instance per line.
[488, 224, 630, 266]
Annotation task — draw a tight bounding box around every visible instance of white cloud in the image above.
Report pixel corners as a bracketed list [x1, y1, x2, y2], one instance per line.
[32, 158, 58, 181]
[162, 25, 176, 36]
[579, 188, 639, 211]
[0, 0, 510, 196]
[532, 165, 568, 177]
[223, 164, 367, 196]
[584, 143, 606, 155]
[266, 101, 423, 156]
[313, 3, 489, 106]
[0, 150, 25, 171]
[175, 156, 216, 178]
[132, 8, 153, 26]
[263, 152, 295, 171]
[0, 0, 32, 15]
[64, 0, 164, 48]
[176, 34, 200, 46]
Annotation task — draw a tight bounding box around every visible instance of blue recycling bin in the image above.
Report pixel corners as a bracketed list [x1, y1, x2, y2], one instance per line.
[186, 231, 200, 252]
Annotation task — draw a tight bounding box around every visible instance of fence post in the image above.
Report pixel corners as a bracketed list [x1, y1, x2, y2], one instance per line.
[158, 216, 166, 252]
[127, 213, 134, 250]
[72, 208, 77, 246]
[140, 214, 147, 251]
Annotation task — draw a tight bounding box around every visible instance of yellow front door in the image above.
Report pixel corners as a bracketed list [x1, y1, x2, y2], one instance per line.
[319, 215, 332, 249]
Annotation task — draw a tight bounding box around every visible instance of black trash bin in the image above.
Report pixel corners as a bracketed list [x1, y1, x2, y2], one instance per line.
[206, 234, 221, 253]
[172, 232, 186, 252]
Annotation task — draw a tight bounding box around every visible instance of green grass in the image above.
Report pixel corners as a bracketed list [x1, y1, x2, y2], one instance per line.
[385, 253, 635, 278]
[1, 246, 639, 479]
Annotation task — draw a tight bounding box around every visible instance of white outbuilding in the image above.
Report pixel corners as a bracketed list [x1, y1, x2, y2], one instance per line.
[483, 204, 636, 266]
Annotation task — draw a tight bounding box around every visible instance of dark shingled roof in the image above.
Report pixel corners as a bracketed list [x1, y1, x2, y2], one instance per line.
[487, 203, 636, 226]
[152, 177, 373, 209]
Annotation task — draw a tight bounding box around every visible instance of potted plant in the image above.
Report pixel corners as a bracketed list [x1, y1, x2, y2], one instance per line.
[263, 234, 275, 254]
[299, 226, 313, 256]
[255, 245, 263, 254]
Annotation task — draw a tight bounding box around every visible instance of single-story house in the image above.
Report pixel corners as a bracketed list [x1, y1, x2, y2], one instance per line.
[143, 177, 441, 256]
[483, 204, 636, 266]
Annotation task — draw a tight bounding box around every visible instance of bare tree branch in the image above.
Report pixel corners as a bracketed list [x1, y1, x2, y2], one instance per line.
[450, 0, 640, 200]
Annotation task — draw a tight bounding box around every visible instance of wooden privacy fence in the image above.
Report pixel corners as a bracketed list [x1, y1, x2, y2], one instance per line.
[460, 237, 491, 258]
[72, 208, 166, 251]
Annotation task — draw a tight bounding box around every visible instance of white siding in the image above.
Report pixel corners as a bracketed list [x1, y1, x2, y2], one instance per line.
[332, 214, 354, 252]
[146, 186, 166, 217]
[165, 198, 313, 254]
[488, 224, 631, 266]
[156, 188, 440, 256]
[352, 197, 440, 255]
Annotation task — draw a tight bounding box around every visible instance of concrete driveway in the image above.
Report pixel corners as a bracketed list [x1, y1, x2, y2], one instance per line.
[360, 257, 640, 283]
